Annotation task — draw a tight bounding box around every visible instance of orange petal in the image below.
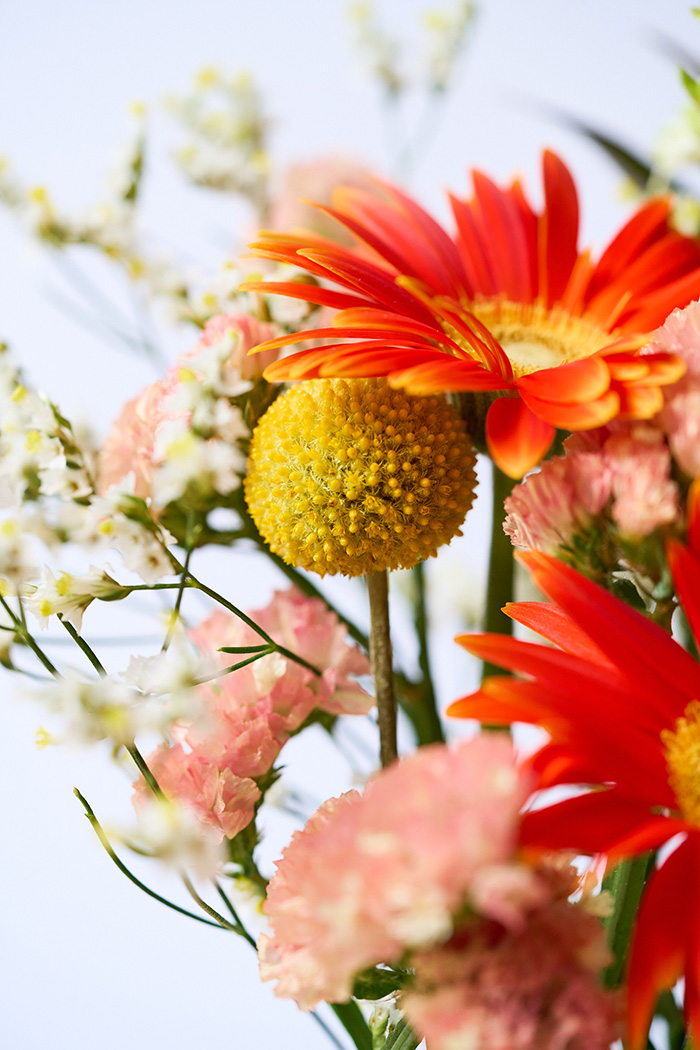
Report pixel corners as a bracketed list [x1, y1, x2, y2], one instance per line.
[689, 477, 700, 554]
[471, 170, 533, 302]
[501, 601, 613, 667]
[614, 384, 664, 419]
[239, 280, 373, 312]
[516, 550, 700, 714]
[539, 151, 579, 307]
[637, 350, 687, 386]
[388, 358, 511, 394]
[520, 791, 684, 858]
[667, 539, 700, 650]
[516, 355, 610, 404]
[519, 388, 619, 430]
[485, 397, 554, 478]
[605, 358, 651, 383]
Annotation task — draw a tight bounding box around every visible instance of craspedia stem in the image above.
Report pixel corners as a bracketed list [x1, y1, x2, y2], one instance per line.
[367, 569, 397, 768]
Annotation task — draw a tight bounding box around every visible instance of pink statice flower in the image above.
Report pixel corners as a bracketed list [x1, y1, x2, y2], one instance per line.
[646, 299, 700, 477]
[189, 587, 372, 718]
[98, 369, 183, 500]
[403, 863, 620, 1050]
[503, 452, 610, 552]
[138, 744, 261, 841]
[134, 588, 371, 842]
[258, 735, 532, 1009]
[98, 313, 279, 502]
[188, 312, 280, 382]
[602, 427, 678, 537]
[505, 423, 679, 552]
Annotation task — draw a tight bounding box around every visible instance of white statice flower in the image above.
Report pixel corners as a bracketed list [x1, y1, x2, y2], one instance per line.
[25, 564, 129, 631]
[0, 350, 96, 508]
[79, 493, 176, 584]
[117, 797, 225, 880]
[151, 426, 246, 507]
[121, 637, 212, 725]
[178, 333, 252, 400]
[0, 516, 38, 592]
[30, 669, 163, 747]
[653, 102, 700, 177]
[39, 458, 93, 501]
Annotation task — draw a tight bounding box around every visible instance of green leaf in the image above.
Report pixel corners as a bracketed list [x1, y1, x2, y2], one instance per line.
[351, 966, 410, 1001]
[681, 68, 700, 107]
[603, 853, 654, 988]
[382, 1018, 420, 1050]
[330, 1001, 373, 1050]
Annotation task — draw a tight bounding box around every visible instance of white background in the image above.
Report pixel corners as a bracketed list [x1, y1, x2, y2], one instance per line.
[0, 2, 695, 1048]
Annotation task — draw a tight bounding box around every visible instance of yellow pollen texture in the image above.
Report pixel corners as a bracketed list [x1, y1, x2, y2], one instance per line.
[662, 700, 700, 827]
[244, 378, 477, 577]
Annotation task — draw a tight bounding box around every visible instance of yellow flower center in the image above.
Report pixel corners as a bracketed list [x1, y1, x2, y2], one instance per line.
[662, 700, 700, 827]
[467, 298, 612, 378]
[244, 378, 477, 577]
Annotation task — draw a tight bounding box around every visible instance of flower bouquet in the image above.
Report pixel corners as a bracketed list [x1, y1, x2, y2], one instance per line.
[4, 5, 700, 1049]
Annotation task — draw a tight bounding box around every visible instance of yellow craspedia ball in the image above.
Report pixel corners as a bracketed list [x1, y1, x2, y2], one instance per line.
[244, 378, 477, 577]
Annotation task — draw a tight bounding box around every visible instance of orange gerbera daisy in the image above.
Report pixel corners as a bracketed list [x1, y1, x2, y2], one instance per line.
[244, 151, 700, 477]
[447, 497, 700, 1049]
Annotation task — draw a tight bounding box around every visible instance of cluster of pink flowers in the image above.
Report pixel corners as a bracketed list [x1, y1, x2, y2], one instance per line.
[504, 299, 700, 556]
[504, 423, 679, 552]
[403, 863, 620, 1050]
[258, 735, 619, 1049]
[134, 588, 371, 841]
[98, 312, 279, 503]
[649, 299, 700, 478]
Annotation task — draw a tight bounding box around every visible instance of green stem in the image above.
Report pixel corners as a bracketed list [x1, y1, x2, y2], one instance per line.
[184, 570, 322, 676]
[212, 880, 257, 947]
[0, 595, 60, 677]
[162, 517, 197, 651]
[603, 853, 654, 988]
[59, 616, 106, 675]
[481, 464, 516, 680]
[74, 789, 224, 929]
[330, 1002, 373, 1050]
[367, 570, 397, 768]
[127, 743, 165, 800]
[194, 649, 274, 684]
[180, 873, 245, 934]
[408, 561, 444, 745]
[264, 548, 370, 650]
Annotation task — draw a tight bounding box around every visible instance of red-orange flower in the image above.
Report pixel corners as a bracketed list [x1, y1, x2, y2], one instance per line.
[244, 152, 700, 477]
[447, 503, 700, 1049]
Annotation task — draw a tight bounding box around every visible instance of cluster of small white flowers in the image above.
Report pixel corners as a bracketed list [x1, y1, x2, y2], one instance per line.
[75, 493, 177, 584]
[167, 67, 270, 211]
[422, 3, 476, 93]
[148, 335, 250, 509]
[25, 564, 129, 631]
[30, 669, 176, 747]
[349, 1, 405, 97]
[121, 633, 214, 702]
[0, 349, 95, 509]
[0, 516, 39, 593]
[0, 110, 145, 260]
[653, 101, 700, 178]
[117, 797, 225, 880]
[126, 253, 316, 331]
